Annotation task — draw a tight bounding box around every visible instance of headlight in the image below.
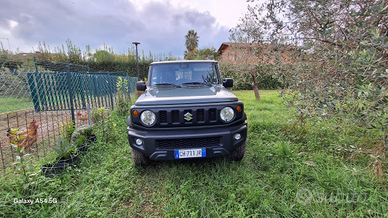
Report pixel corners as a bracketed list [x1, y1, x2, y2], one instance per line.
[140, 110, 156, 126]
[220, 107, 235, 122]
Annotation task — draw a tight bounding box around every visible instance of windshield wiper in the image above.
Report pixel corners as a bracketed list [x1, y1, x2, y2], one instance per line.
[155, 83, 181, 88]
[182, 82, 211, 86]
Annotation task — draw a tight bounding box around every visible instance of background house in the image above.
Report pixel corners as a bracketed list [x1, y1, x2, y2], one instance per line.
[217, 42, 295, 64]
[218, 43, 256, 62]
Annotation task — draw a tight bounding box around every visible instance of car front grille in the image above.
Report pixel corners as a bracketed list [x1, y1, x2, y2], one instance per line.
[157, 137, 221, 148]
[131, 104, 244, 128]
[159, 108, 218, 126]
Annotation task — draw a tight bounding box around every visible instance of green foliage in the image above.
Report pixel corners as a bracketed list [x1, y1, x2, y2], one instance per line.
[52, 137, 76, 160]
[183, 30, 219, 60]
[115, 94, 131, 116]
[91, 107, 119, 143]
[1, 91, 388, 217]
[65, 39, 83, 64]
[116, 76, 128, 92]
[184, 46, 220, 60]
[71, 125, 94, 147]
[87, 58, 151, 78]
[184, 30, 199, 57]
[0, 58, 22, 72]
[236, 0, 388, 161]
[1, 39, 180, 80]
[60, 120, 75, 143]
[93, 50, 115, 63]
[75, 135, 87, 147]
[9, 128, 30, 181]
[54, 120, 78, 160]
[90, 107, 105, 124]
[220, 62, 283, 90]
[82, 127, 93, 138]
[116, 77, 131, 116]
[224, 35, 290, 99]
[196, 47, 219, 60]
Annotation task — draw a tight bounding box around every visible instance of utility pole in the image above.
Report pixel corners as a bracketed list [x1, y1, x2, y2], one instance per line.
[132, 42, 140, 80]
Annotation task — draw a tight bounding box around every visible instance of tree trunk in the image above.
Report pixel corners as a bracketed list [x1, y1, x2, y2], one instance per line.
[250, 72, 260, 100]
[252, 83, 260, 100]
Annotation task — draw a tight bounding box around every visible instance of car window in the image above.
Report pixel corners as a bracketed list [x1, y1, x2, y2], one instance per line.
[149, 63, 219, 86]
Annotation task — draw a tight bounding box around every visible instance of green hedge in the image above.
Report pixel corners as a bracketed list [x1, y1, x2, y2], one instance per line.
[87, 60, 150, 79]
[3, 57, 151, 80]
[232, 74, 283, 90]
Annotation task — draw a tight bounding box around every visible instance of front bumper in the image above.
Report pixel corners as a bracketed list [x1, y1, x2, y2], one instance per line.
[127, 122, 247, 161]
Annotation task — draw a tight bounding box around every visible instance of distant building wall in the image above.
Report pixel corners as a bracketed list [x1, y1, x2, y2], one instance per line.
[217, 42, 295, 65]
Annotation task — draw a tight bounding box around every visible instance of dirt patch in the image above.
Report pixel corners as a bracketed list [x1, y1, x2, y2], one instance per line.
[0, 108, 91, 170]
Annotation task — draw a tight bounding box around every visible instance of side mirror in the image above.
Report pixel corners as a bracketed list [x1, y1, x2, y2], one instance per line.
[223, 78, 233, 88]
[136, 81, 146, 91]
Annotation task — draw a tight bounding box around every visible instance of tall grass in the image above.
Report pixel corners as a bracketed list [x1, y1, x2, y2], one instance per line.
[0, 90, 387, 217]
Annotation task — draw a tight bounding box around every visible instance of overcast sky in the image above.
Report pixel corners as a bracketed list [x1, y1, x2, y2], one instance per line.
[0, 0, 255, 58]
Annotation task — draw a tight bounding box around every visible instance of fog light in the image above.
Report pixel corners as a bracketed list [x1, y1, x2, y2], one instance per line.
[234, 133, 241, 140]
[135, 138, 143, 146]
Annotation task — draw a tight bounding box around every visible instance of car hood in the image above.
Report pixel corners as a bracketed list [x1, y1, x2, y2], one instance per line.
[135, 85, 238, 106]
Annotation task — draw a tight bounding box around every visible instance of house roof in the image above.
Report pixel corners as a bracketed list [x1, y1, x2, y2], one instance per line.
[217, 42, 259, 55]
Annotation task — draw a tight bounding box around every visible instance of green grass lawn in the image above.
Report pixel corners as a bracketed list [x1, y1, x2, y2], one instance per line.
[0, 96, 34, 113]
[1, 90, 387, 217]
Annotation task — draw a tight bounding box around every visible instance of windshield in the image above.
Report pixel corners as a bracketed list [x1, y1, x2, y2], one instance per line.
[148, 62, 220, 87]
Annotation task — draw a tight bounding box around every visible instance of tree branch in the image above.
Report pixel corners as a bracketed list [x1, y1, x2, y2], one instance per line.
[302, 37, 343, 47]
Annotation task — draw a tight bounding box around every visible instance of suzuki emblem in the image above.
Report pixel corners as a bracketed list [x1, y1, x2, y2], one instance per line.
[184, 112, 193, 121]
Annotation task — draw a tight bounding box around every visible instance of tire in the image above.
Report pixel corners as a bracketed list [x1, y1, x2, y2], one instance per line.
[131, 148, 151, 166]
[230, 142, 246, 161]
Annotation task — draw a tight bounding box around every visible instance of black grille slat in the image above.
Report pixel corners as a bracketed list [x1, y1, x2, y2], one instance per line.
[209, 108, 217, 121]
[197, 109, 205, 122]
[157, 137, 221, 148]
[160, 111, 167, 123]
[172, 110, 179, 123]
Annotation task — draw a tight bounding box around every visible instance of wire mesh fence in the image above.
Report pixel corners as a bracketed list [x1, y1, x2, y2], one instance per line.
[0, 67, 137, 173]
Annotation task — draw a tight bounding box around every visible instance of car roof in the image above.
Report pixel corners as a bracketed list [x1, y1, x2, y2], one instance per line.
[150, 60, 218, 65]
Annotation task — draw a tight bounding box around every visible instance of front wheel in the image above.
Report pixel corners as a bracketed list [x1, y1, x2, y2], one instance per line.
[230, 142, 246, 161]
[131, 148, 151, 166]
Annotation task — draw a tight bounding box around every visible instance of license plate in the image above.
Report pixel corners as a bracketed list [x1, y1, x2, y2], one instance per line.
[175, 148, 206, 159]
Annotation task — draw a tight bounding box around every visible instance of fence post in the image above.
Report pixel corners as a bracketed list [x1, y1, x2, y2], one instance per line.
[66, 65, 75, 123]
[33, 56, 39, 73]
[107, 73, 114, 110]
[87, 103, 91, 125]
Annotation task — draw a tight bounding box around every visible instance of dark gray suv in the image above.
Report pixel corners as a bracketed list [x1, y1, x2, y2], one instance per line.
[127, 60, 247, 166]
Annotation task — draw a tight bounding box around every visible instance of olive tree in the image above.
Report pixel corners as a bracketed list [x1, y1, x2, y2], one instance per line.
[241, 0, 388, 174]
[261, 0, 388, 130]
[224, 5, 293, 100]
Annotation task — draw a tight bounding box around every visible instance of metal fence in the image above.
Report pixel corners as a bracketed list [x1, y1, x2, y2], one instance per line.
[0, 68, 137, 172]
